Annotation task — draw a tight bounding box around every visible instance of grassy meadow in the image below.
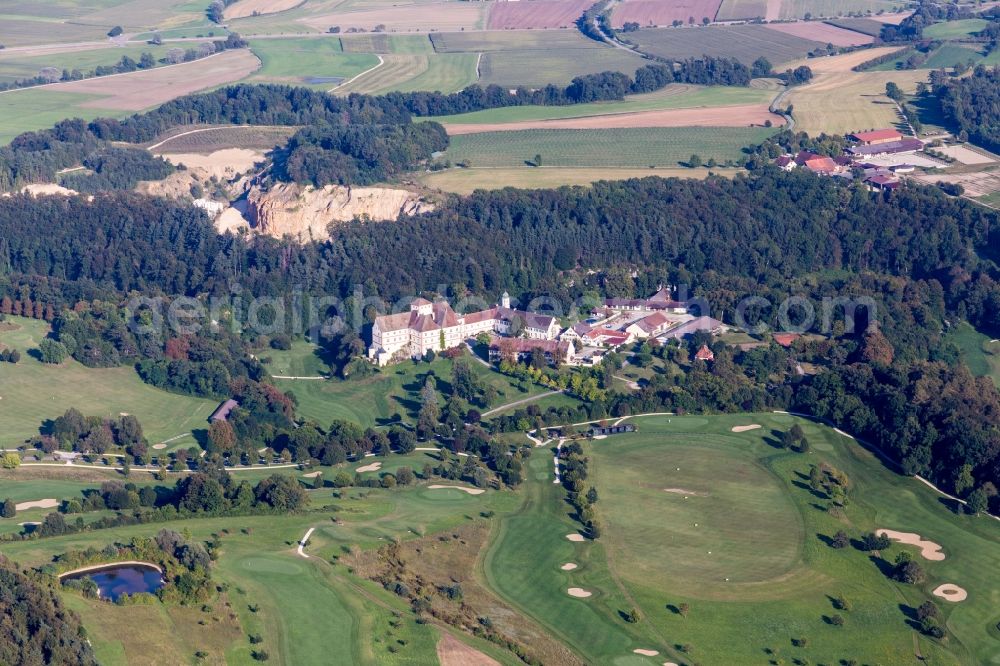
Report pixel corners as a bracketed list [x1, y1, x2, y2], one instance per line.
[417, 166, 724, 194]
[442, 127, 778, 169]
[0, 316, 217, 447]
[483, 413, 1000, 665]
[946, 321, 1000, 388]
[246, 37, 379, 89]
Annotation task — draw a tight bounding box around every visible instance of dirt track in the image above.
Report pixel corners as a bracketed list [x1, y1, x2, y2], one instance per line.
[443, 104, 784, 135]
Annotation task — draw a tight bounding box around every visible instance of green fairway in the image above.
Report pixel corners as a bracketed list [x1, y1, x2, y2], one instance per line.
[247, 38, 379, 90]
[443, 127, 778, 169]
[483, 413, 1000, 665]
[946, 321, 1000, 387]
[276, 352, 548, 428]
[426, 85, 775, 125]
[0, 316, 217, 446]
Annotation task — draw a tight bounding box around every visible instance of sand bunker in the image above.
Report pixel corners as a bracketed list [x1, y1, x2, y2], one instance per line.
[152, 443, 167, 450]
[566, 533, 586, 542]
[663, 488, 706, 496]
[15, 499, 59, 511]
[731, 424, 762, 432]
[560, 562, 578, 571]
[356, 461, 382, 473]
[932, 583, 968, 602]
[633, 649, 659, 656]
[301, 471, 322, 478]
[567, 587, 592, 598]
[427, 484, 485, 495]
[876, 529, 945, 561]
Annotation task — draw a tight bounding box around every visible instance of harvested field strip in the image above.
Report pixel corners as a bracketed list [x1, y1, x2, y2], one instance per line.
[442, 104, 784, 134]
[428, 85, 773, 124]
[299, 3, 486, 33]
[777, 0, 900, 20]
[715, 0, 768, 21]
[340, 33, 391, 53]
[149, 126, 297, 153]
[824, 17, 886, 37]
[443, 126, 778, 168]
[631, 24, 824, 66]
[479, 47, 646, 88]
[430, 29, 596, 53]
[224, 0, 304, 19]
[333, 54, 428, 94]
[417, 166, 725, 193]
[763, 20, 874, 46]
[610, 0, 723, 27]
[487, 0, 591, 29]
[377, 52, 478, 93]
[44, 49, 261, 111]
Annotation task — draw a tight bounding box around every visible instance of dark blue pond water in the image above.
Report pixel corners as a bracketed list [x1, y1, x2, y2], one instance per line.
[65, 564, 164, 601]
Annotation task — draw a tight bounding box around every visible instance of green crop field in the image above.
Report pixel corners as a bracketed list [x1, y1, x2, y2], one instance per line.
[427, 84, 774, 125]
[374, 52, 478, 94]
[272, 346, 551, 427]
[0, 44, 191, 86]
[923, 18, 989, 40]
[479, 46, 646, 89]
[443, 127, 778, 169]
[0, 317, 218, 446]
[631, 24, 825, 66]
[777, 0, 904, 19]
[483, 413, 1000, 664]
[715, 0, 768, 21]
[0, 86, 124, 145]
[825, 16, 889, 36]
[246, 37, 379, 89]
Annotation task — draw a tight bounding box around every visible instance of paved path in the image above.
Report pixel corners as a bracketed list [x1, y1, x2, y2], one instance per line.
[481, 390, 562, 417]
[297, 527, 316, 558]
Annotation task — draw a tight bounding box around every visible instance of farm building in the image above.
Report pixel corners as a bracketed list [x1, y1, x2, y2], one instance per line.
[694, 344, 715, 362]
[849, 129, 903, 145]
[590, 423, 636, 436]
[659, 316, 726, 341]
[210, 399, 239, 422]
[625, 311, 673, 338]
[848, 138, 924, 157]
[865, 174, 901, 191]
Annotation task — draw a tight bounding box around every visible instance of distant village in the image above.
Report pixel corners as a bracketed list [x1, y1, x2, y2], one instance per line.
[775, 127, 929, 191]
[367, 289, 725, 368]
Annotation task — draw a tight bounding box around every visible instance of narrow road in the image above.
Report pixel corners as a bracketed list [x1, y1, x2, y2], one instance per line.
[481, 390, 562, 418]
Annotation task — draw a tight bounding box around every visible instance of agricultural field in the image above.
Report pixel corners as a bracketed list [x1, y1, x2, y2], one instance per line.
[429, 29, 596, 53]
[714, 0, 770, 21]
[340, 33, 433, 54]
[333, 52, 477, 94]
[630, 24, 826, 66]
[486, 0, 592, 29]
[147, 125, 298, 153]
[224, 0, 305, 19]
[417, 166, 723, 193]
[0, 316, 218, 448]
[441, 126, 778, 168]
[0, 87, 123, 146]
[763, 20, 875, 46]
[479, 44, 646, 88]
[0, 43, 192, 86]
[825, 16, 889, 36]
[246, 37, 378, 88]
[609, 0, 723, 28]
[922, 18, 989, 39]
[427, 84, 776, 124]
[784, 47, 929, 135]
[484, 413, 1000, 664]
[297, 1, 488, 33]
[777, 0, 907, 19]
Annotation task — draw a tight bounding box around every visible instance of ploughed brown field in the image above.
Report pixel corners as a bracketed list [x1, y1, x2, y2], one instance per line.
[487, 0, 592, 29]
[442, 104, 785, 135]
[611, 0, 723, 27]
[224, 0, 303, 19]
[763, 21, 874, 46]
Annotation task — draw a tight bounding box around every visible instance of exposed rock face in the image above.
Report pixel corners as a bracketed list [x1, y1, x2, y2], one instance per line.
[244, 182, 433, 240]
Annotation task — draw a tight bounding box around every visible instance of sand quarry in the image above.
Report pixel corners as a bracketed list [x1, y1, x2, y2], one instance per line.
[443, 105, 784, 136]
[566, 533, 586, 542]
[356, 461, 382, 473]
[427, 485, 485, 495]
[932, 583, 968, 602]
[567, 587, 592, 598]
[876, 529, 946, 561]
[731, 424, 761, 433]
[15, 498, 59, 511]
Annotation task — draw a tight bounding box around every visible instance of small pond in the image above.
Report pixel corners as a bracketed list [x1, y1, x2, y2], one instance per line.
[62, 563, 164, 601]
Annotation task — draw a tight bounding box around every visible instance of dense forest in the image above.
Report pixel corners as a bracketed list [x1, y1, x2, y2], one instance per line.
[935, 64, 1000, 152]
[3, 170, 1000, 499]
[0, 555, 97, 665]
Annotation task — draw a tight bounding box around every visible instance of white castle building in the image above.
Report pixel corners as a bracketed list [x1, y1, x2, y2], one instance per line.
[368, 292, 560, 366]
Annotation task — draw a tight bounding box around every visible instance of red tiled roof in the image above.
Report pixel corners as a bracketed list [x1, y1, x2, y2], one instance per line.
[772, 332, 800, 347]
[694, 344, 714, 361]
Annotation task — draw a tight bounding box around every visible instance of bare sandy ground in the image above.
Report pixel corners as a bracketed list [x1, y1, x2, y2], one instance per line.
[15, 498, 59, 511]
[444, 105, 784, 135]
[633, 649, 659, 656]
[566, 533, 586, 542]
[224, 0, 302, 19]
[158, 148, 265, 178]
[216, 207, 251, 233]
[51, 50, 260, 111]
[436, 633, 501, 666]
[873, 11, 912, 24]
[790, 47, 902, 73]
[560, 562, 578, 571]
[934, 144, 995, 165]
[567, 587, 592, 598]
[356, 461, 382, 473]
[876, 529, 945, 561]
[932, 583, 968, 602]
[731, 424, 762, 432]
[427, 484, 485, 495]
[21, 183, 78, 197]
[302, 471, 322, 478]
